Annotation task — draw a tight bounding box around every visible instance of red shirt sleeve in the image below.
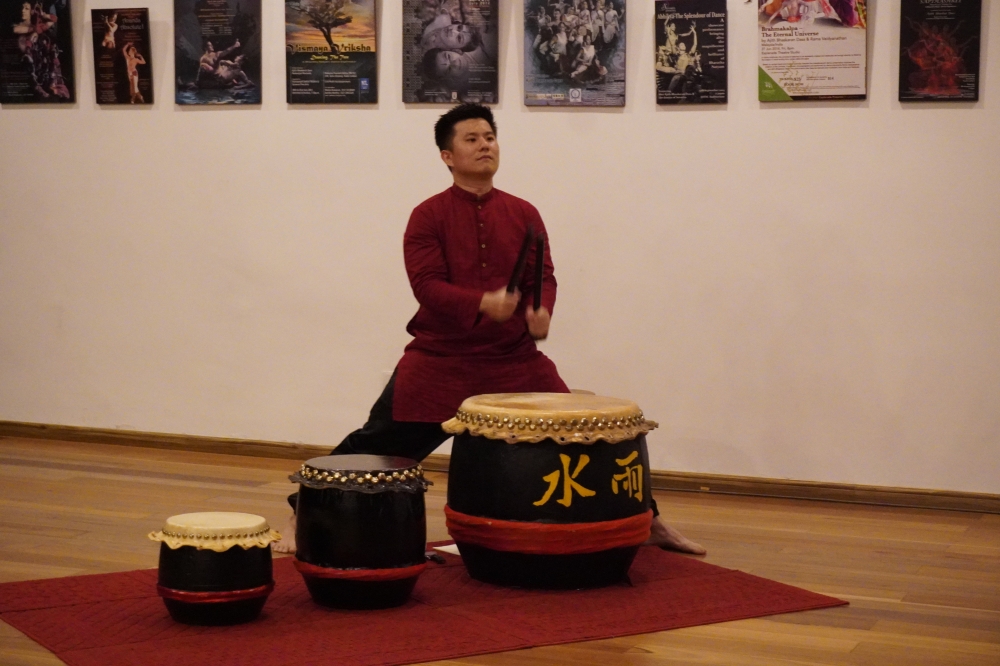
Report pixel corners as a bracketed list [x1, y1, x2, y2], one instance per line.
[403, 205, 484, 332]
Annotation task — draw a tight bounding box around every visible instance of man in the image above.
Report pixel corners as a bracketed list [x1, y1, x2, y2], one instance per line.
[274, 104, 704, 556]
[122, 42, 145, 103]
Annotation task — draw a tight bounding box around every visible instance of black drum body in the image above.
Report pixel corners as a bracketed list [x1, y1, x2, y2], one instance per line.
[292, 455, 429, 609]
[447, 432, 653, 589]
[157, 544, 273, 625]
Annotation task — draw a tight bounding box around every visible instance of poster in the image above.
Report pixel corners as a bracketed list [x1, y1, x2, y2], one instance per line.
[758, 0, 867, 101]
[91, 8, 153, 105]
[899, 0, 980, 102]
[524, 0, 626, 106]
[402, 0, 498, 104]
[655, 0, 726, 104]
[286, 0, 377, 104]
[174, 0, 261, 105]
[0, 0, 74, 103]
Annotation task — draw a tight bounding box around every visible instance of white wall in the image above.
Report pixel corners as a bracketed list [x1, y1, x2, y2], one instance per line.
[1, 0, 997, 494]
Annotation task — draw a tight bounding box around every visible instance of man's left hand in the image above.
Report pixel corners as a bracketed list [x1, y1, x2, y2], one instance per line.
[526, 306, 550, 340]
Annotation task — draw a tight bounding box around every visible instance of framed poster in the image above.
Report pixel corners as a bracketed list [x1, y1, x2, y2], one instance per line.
[91, 8, 153, 105]
[899, 0, 980, 102]
[174, 0, 261, 105]
[655, 0, 726, 104]
[0, 0, 74, 103]
[524, 0, 626, 106]
[402, 0, 498, 104]
[286, 0, 377, 104]
[758, 0, 867, 101]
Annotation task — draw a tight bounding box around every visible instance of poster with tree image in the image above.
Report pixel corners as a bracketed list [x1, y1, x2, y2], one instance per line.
[286, 0, 377, 103]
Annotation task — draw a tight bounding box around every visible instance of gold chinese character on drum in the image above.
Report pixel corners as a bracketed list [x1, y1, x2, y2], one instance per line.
[442, 393, 657, 589]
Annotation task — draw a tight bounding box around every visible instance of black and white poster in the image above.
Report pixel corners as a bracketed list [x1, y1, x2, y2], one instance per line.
[655, 0, 726, 104]
[0, 0, 74, 103]
[175, 0, 261, 105]
[402, 0, 498, 104]
[91, 8, 153, 105]
[899, 0, 980, 102]
[286, 0, 377, 104]
[524, 0, 626, 106]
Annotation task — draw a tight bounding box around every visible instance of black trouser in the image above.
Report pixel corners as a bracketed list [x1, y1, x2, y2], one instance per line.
[288, 372, 658, 517]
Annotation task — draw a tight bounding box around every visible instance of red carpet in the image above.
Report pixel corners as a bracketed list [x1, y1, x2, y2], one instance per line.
[0, 545, 846, 666]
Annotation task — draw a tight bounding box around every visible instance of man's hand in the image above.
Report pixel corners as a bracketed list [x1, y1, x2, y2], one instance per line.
[480, 287, 520, 323]
[526, 306, 550, 340]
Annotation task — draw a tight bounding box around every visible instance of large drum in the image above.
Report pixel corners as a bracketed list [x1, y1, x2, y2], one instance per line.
[290, 455, 430, 609]
[148, 512, 280, 625]
[443, 393, 655, 589]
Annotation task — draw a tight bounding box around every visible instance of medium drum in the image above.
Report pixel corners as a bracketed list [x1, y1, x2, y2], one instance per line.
[290, 455, 430, 609]
[442, 393, 655, 589]
[148, 512, 280, 625]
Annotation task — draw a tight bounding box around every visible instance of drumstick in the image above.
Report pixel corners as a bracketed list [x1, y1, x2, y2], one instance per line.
[507, 227, 535, 293]
[533, 234, 544, 311]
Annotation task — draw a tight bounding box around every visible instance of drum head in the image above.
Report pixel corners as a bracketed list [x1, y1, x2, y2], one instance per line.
[304, 455, 419, 473]
[165, 512, 268, 534]
[150, 512, 280, 551]
[443, 392, 658, 444]
[459, 393, 641, 417]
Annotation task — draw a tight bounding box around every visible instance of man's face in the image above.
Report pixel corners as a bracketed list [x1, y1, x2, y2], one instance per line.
[441, 118, 499, 179]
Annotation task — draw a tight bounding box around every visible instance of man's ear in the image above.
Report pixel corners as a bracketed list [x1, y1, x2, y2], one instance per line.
[440, 150, 454, 169]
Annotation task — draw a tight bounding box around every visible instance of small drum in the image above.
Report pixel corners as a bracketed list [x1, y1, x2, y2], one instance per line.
[290, 455, 430, 609]
[442, 393, 655, 589]
[148, 512, 280, 625]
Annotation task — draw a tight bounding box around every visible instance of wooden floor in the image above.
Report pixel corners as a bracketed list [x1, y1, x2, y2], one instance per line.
[0, 437, 997, 666]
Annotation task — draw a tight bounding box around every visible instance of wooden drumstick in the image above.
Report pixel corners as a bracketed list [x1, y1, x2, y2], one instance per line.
[507, 227, 535, 293]
[533, 234, 544, 311]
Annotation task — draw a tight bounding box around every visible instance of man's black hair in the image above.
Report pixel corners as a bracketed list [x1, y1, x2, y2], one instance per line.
[434, 103, 497, 151]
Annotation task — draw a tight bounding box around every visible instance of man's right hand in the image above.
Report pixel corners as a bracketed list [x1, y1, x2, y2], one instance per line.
[480, 287, 520, 323]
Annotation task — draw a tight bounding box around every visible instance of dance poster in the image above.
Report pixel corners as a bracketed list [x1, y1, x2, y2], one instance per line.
[899, 0, 980, 102]
[91, 8, 153, 105]
[0, 0, 74, 103]
[286, 0, 377, 104]
[758, 0, 867, 101]
[655, 0, 726, 104]
[524, 0, 626, 106]
[174, 0, 261, 105]
[402, 0, 498, 104]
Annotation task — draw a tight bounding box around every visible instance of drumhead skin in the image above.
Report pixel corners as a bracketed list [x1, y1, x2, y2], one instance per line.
[443, 392, 658, 444]
[149, 512, 280, 552]
[304, 454, 421, 473]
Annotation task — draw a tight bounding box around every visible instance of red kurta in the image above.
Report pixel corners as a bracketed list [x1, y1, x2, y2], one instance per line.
[392, 185, 570, 422]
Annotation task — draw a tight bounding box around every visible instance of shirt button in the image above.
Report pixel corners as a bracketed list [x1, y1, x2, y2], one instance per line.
[481, 263, 486, 268]
[477, 205, 482, 210]
[481, 244, 486, 248]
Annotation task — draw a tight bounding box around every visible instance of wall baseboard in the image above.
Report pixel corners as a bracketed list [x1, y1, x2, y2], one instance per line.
[3, 420, 997, 514]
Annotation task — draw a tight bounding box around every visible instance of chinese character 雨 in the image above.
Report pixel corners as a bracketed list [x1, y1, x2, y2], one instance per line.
[611, 450, 643, 502]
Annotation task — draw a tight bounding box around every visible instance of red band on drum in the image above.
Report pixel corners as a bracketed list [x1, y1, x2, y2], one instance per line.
[156, 582, 274, 604]
[444, 506, 653, 555]
[293, 559, 428, 581]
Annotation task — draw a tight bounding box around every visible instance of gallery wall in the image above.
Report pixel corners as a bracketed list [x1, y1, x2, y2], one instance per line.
[1, 0, 997, 494]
